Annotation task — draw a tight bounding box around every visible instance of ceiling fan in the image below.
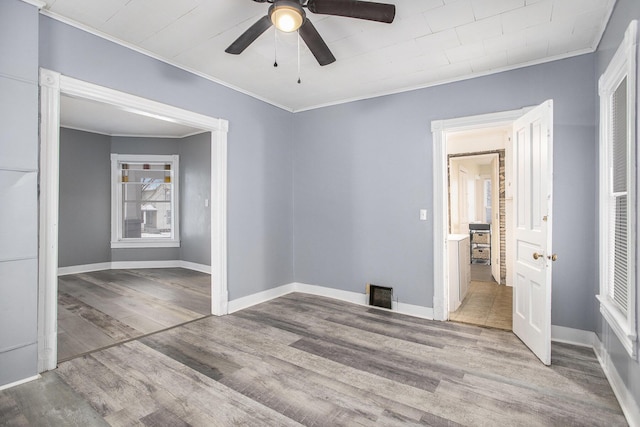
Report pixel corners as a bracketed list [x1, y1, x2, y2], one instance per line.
[225, 0, 396, 66]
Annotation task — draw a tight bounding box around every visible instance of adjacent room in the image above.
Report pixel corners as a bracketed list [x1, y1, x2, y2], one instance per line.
[56, 96, 213, 361]
[445, 125, 513, 331]
[1, 0, 639, 425]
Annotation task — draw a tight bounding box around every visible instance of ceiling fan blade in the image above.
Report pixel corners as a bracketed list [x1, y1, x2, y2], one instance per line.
[307, 0, 395, 23]
[225, 15, 272, 55]
[298, 19, 336, 66]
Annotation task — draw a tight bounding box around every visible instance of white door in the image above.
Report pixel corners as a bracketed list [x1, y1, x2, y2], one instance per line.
[512, 100, 554, 365]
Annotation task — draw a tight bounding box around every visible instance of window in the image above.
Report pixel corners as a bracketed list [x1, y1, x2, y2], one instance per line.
[111, 154, 180, 248]
[484, 178, 492, 223]
[598, 21, 637, 358]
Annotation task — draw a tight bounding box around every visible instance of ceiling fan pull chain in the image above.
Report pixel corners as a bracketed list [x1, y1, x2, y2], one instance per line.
[273, 27, 278, 67]
[297, 30, 301, 84]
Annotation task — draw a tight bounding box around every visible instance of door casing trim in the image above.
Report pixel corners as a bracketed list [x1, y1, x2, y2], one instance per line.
[431, 107, 532, 321]
[38, 68, 229, 372]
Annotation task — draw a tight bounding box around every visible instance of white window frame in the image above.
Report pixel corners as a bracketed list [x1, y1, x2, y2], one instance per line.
[111, 153, 180, 248]
[597, 20, 638, 359]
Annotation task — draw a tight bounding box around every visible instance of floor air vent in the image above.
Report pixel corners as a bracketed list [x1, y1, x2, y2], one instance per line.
[369, 284, 393, 309]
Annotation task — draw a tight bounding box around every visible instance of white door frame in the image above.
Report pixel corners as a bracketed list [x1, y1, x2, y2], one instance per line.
[38, 69, 229, 372]
[431, 107, 531, 321]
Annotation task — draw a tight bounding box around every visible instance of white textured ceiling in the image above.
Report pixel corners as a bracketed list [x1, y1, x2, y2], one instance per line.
[42, 0, 615, 112]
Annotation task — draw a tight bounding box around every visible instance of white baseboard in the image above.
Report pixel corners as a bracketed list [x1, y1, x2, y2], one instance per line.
[394, 300, 435, 319]
[227, 282, 434, 320]
[179, 261, 211, 274]
[110, 260, 182, 270]
[228, 283, 296, 313]
[593, 336, 640, 427]
[58, 262, 111, 276]
[58, 261, 211, 276]
[0, 375, 40, 392]
[550, 325, 598, 347]
[294, 282, 435, 319]
[295, 283, 368, 306]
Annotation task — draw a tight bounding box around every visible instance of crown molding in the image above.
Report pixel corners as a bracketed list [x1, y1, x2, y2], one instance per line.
[19, 0, 46, 9]
[38, 10, 294, 113]
[39, 5, 607, 114]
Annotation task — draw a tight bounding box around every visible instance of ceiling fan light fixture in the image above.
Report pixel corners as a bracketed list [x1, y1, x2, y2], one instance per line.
[269, 2, 305, 32]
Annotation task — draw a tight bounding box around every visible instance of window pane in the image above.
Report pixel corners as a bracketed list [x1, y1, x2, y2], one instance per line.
[123, 201, 172, 238]
[609, 77, 629, 316]
[122, 200, 142, 238]
[612, 77, 627, 193]
[124, 169, 167, 184]
[613, 194, 628, 314]
[142, 184, 171, 202]
[122, 184, 171, 203]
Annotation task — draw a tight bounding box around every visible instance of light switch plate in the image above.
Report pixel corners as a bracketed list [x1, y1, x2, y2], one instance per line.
[420, 209, 427, 221]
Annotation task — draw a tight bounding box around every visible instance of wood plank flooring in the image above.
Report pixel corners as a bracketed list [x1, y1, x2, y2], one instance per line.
[1, 293, 626, 426]
[57, 268, 211, 362]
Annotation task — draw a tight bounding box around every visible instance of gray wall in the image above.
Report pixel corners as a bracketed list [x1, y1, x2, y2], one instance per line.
[0, 0, 39, 386]
[595, 0, 640, 410]
[58, 128, 111, 267]
[111, 136, 179, 155]
[179, 132, 212, 266]
[293, 54, 598, 331]
[58, 131, 213, 267]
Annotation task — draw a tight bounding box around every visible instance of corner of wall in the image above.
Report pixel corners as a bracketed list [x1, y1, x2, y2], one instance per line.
[593, 331, 640, 427]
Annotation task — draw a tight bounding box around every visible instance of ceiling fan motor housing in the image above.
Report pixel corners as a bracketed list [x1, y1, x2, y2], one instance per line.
[269, 0, 307, 33]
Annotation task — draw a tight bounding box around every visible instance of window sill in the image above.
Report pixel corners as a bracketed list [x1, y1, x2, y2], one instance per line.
[597, 294, 637, 359]
[111, 240, 180, 249]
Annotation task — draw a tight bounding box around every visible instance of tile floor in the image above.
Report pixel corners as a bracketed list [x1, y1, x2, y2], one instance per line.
[450, 265, 513, 330]
[470, 263, 495, 282]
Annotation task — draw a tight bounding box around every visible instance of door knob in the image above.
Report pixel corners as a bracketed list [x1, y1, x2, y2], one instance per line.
[547, 254, 558, 261]
[532, 252, 541, 260]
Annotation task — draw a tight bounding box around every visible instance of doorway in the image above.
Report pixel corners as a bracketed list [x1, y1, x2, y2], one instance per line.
[432, 109, 525, 323]
[56, 97, 215, 361]
[447, 149, 511, 330]
[432, 101, 555, 365]
[38, 69, 229, 372]
[448, 152, 503, 283]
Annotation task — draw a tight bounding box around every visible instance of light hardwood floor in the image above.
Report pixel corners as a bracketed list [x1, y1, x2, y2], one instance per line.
[57, 268, 211, 361]
[0, 293, 626, 426]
